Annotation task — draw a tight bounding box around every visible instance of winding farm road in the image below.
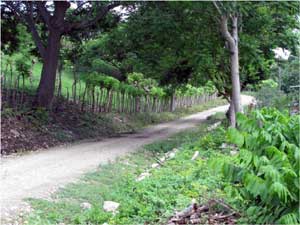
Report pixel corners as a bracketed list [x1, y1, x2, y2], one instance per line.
[0, 95, 254, 222]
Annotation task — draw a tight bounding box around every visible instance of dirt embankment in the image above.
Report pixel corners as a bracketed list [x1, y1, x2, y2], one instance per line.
[1, 106, 135, 155]
[1, 98, 228, 155]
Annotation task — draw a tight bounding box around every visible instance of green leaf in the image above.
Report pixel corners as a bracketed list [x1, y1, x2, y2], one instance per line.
[270, 182, 290, 203]
[277, 212, 299, 224]
[244, 173, 267, 198]
[227, 128, 244, 147]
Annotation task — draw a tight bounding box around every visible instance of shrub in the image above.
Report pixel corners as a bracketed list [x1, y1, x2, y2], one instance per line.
[127, 72, 144, 86]
[212, 108, 300, 224]
[258, 79, 278, 89]
[255, 79, 289, 111]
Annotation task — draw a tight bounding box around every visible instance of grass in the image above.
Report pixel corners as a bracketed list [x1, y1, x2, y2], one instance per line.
[3, 60, 86, 97]
[23, 116, 244, 225]
[127, 98, 227, 130]
[31, 63, 77, 95]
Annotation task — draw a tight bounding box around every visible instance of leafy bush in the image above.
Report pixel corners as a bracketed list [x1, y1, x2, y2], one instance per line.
[91, 59, 120, 76]
[127, 72, 144, 85]
[255, 79, 289, 111]
[213, 108, 300, 224]
[258, 79, 278, 89]
[272, 58, 300, 95]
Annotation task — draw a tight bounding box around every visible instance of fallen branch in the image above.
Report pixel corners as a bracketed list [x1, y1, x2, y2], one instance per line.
[211, 212, 236, 220]
[166, 198, 240, 225]
[209, 199, 240, 216]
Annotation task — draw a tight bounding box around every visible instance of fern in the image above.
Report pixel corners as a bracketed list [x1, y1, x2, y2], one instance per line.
[220, 108, 300, 224]
[259, 165, 280, 181]
[277, 212, 299, 224]
[244, 174, 267, 198]
[270, 182, 290, 203]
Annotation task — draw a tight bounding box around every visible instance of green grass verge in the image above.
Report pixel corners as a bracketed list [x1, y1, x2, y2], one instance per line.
[24, 117, 245, 225]
[126, 98, 227, 130]
[3, 61, 85, 97]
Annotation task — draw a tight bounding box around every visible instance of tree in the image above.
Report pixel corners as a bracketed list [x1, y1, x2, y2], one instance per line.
[3, 1, 121, 108]
[212, 1, 299, 126]
[212, 1, 243, 127]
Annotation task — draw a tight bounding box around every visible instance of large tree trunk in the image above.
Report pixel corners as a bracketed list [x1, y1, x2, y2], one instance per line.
[34, 30, 61, 108]
[9, 1, 119, 108]
[33, 2, 70, 108]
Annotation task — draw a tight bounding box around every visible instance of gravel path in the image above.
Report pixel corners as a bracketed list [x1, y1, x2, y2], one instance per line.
[0, 95, 254, 222]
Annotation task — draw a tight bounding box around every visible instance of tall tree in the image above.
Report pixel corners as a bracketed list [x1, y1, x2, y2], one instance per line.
[213, 1, 242, 127]
[3, 1, 121, 108]
[212, 1, 299, 126]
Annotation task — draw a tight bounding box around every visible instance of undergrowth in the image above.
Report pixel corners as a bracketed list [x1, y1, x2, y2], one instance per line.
[212, 108, 300, 224]
[23, 108, 299, 225]
[24, 118, 236, 225]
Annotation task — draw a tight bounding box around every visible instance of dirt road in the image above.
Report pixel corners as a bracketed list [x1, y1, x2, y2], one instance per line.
[0, 95, 254, 221]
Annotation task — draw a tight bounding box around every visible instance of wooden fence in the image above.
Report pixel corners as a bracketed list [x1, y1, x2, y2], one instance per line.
[1, 73, 217, 113]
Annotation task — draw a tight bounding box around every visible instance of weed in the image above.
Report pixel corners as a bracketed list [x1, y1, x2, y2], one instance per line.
[24, 120, 233, 225]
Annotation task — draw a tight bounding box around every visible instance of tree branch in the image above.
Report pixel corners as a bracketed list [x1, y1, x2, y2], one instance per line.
[212, 1, 222, 16]
[231, 16, 238, 45]
[220, 15, 235, 47]
[24, 15, 47, 60]
[73, 1, 91, 15]
[67, 1, 120, 32]
[6, 2, 23, 20]
[7, 2, 46, 60]
[37, 1, 51, 27]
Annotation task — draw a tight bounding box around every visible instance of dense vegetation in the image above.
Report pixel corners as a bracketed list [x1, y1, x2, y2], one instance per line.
[213, 109, 300, 224]
[23, 109, 299, 224]
[2, 2, 299, 123]
[1, 1, 299, 224]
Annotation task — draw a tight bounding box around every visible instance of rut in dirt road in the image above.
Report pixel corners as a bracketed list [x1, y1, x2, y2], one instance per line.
[0, 95, 254, 221]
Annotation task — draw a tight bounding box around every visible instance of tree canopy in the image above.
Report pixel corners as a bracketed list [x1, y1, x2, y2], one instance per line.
[1, 1, 299, 114]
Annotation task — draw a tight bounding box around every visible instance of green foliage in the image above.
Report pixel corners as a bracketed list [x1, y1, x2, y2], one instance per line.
[227, 127, 244, 148]
[14, 54, 31, 78]
[259, 79, 278, 88]
[127, 72, 144, 85]
[149, 86, 165, 97]
[25, 122, 230, 225]
[255, 79, 289, 111]
[97, 1, 299, 99]
[84, 73, 120, 90]
[91, 59, 120, 77]
[271, 57, 300, 104]
[280, 58, 300, 94]
[82, 70, 216, 100]
[213, 108, 300, 224]
[175, 82, 216, 97]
